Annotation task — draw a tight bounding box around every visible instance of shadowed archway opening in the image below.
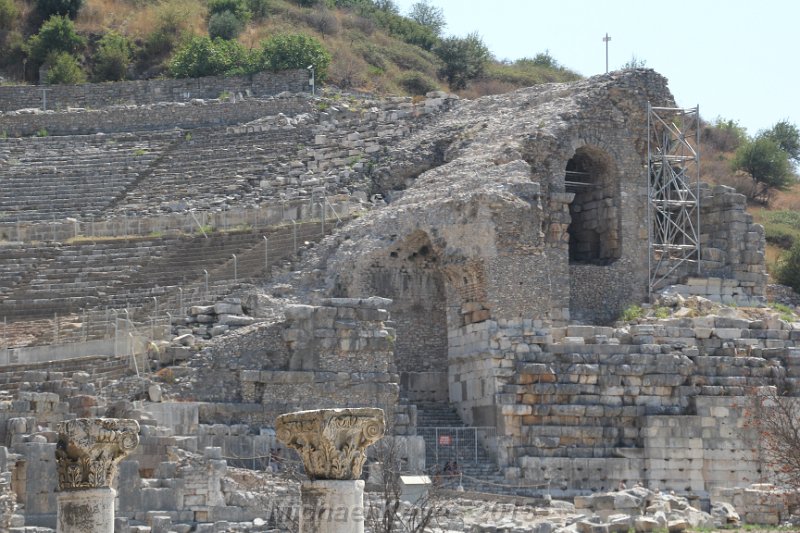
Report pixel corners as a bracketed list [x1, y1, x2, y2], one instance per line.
[565, 146, 620, 265]
[366, 231, 448, 375]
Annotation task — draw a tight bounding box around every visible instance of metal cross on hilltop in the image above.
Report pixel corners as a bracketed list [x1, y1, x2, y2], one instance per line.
[603, 33, 611, 73]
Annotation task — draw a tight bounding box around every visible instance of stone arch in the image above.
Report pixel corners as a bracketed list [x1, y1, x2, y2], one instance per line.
[564, 145, 621, 264]
[362, 230, 449, 374]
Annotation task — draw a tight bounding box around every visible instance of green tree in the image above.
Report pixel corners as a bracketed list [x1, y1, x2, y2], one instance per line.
[732, 136, 794, 202]
[27, 15, 85, 66]
[408, 0, 445, 36]
[169, 36, 253, 78]
[93, 31, 133, 81]
[0, 0, 19, 30]
[434, 31, 489, 90]
[208, 10, 244, 40]
[258, 33, 331, 80]
[45, 51, 86, 84]
[763, 120, 800, 164]
[36, 0, 82, 20]
[373, 0, 398, 13]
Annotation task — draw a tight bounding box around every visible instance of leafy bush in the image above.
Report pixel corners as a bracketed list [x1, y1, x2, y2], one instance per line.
[246, 0, 269, 20]
[208, 10, 244, 39]
[258, 33, 331, 80]
[398, 70, 437, 95]
[486, 59, 580, 87]
[619, 305, 643, 322]
[0, 0, 18, 30]
[143, 1, 193, 59]
[529, 50, 559, 68]
[36, 0, 82, 20]
[93, 31, 133, 81]
[27, 15, 85, 66]
[44, 51, 86, 84]
[703, 117, 747, 152]
[169, 35, 253, 77]
[368, 8, 437, 50]
[208, 0, 251, 22]
[434, 32, 489, 90]
[776, 240, 800, 294]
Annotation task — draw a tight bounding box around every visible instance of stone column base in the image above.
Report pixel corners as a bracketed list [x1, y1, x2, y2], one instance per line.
[300, 479, 365, 533]
[57, 487, 115, 533]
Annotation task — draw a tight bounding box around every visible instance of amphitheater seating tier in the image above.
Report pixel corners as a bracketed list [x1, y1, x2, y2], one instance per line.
[0, 132, 178, 222]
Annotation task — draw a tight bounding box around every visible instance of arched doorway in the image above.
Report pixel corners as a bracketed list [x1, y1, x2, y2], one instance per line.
[565, 146, 620, 264]
[365, 231, 448, 375]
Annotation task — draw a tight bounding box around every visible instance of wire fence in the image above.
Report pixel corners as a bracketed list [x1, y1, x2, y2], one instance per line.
[0, 194, 358, 243]
[417, 426, 497, 467]
[0, 202, 357, 359]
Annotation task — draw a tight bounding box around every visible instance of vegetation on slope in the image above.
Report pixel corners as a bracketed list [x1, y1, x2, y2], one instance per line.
[702, 117, 800, 289]
[0, 0, 580, 95]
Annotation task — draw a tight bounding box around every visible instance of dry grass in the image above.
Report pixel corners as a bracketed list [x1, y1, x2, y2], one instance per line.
[75, 0, 206, 40]
[10, 0, 582, 95]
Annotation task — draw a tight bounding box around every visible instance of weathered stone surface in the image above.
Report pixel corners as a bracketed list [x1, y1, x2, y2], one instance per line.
[216, 314, 256, 327]
[55, 418, 140, 491]
[276, 408, 384, 480]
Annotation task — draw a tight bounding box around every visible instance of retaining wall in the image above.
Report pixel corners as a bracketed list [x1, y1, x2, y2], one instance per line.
[0, 96, 310, 137]
[0, 70, 309, 112]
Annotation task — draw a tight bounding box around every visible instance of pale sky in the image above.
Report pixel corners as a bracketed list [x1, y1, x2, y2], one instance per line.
[393, 0, 797, 137]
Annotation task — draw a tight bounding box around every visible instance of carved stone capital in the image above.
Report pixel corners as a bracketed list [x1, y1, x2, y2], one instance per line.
[276, 408, 385, 480]
[55, 418, 140, 491]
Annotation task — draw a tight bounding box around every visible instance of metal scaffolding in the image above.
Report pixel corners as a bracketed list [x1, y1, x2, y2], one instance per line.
[647, 103, 701, 296]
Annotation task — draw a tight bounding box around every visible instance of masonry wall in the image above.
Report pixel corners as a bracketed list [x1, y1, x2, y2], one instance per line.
[0, 70, 308, 112]
[449, 315, 800, 496]
[0, 97, 310, 137]
[189, 298, 401, 429]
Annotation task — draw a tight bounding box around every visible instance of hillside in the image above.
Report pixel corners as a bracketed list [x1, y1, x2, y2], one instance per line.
[701, 118, 800, 284]
[0, 0, 581, 95]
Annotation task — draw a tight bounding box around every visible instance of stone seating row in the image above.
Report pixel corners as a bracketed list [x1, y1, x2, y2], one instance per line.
[0, 132, 176, 222]
[1, 231, 278, 318]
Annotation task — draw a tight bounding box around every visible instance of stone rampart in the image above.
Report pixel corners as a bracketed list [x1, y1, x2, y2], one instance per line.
[0, 70, 308, 112]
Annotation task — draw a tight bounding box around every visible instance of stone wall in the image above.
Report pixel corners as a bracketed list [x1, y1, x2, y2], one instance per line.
[0, 96, 310, 137]
[188, 297, 400, 429]
[0, 70, 308, 112]
[444, 311, 800, 496]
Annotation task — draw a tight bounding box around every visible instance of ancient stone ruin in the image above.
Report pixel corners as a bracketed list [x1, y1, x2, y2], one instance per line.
[277, 408, 385, 532]
[0, 68, 796, 531]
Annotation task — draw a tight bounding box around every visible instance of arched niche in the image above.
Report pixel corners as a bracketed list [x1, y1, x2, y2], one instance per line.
[565, 145, 621, 265]
[365, 231, 448, 374]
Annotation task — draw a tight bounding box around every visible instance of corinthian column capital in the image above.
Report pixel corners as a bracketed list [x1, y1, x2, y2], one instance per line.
[276, 408, 385, 480]
[55, 418, 140, 491]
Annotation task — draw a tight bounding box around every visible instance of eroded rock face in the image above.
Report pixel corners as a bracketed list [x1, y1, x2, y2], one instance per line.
[55, 418, 140, 491]
[276, 408, 384, 480]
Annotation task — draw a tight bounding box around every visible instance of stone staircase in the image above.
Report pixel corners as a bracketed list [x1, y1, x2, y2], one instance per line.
[415, 402, 509, 493]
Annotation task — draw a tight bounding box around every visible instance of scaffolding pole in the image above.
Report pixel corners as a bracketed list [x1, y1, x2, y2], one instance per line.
[647, 103, 701, 297]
